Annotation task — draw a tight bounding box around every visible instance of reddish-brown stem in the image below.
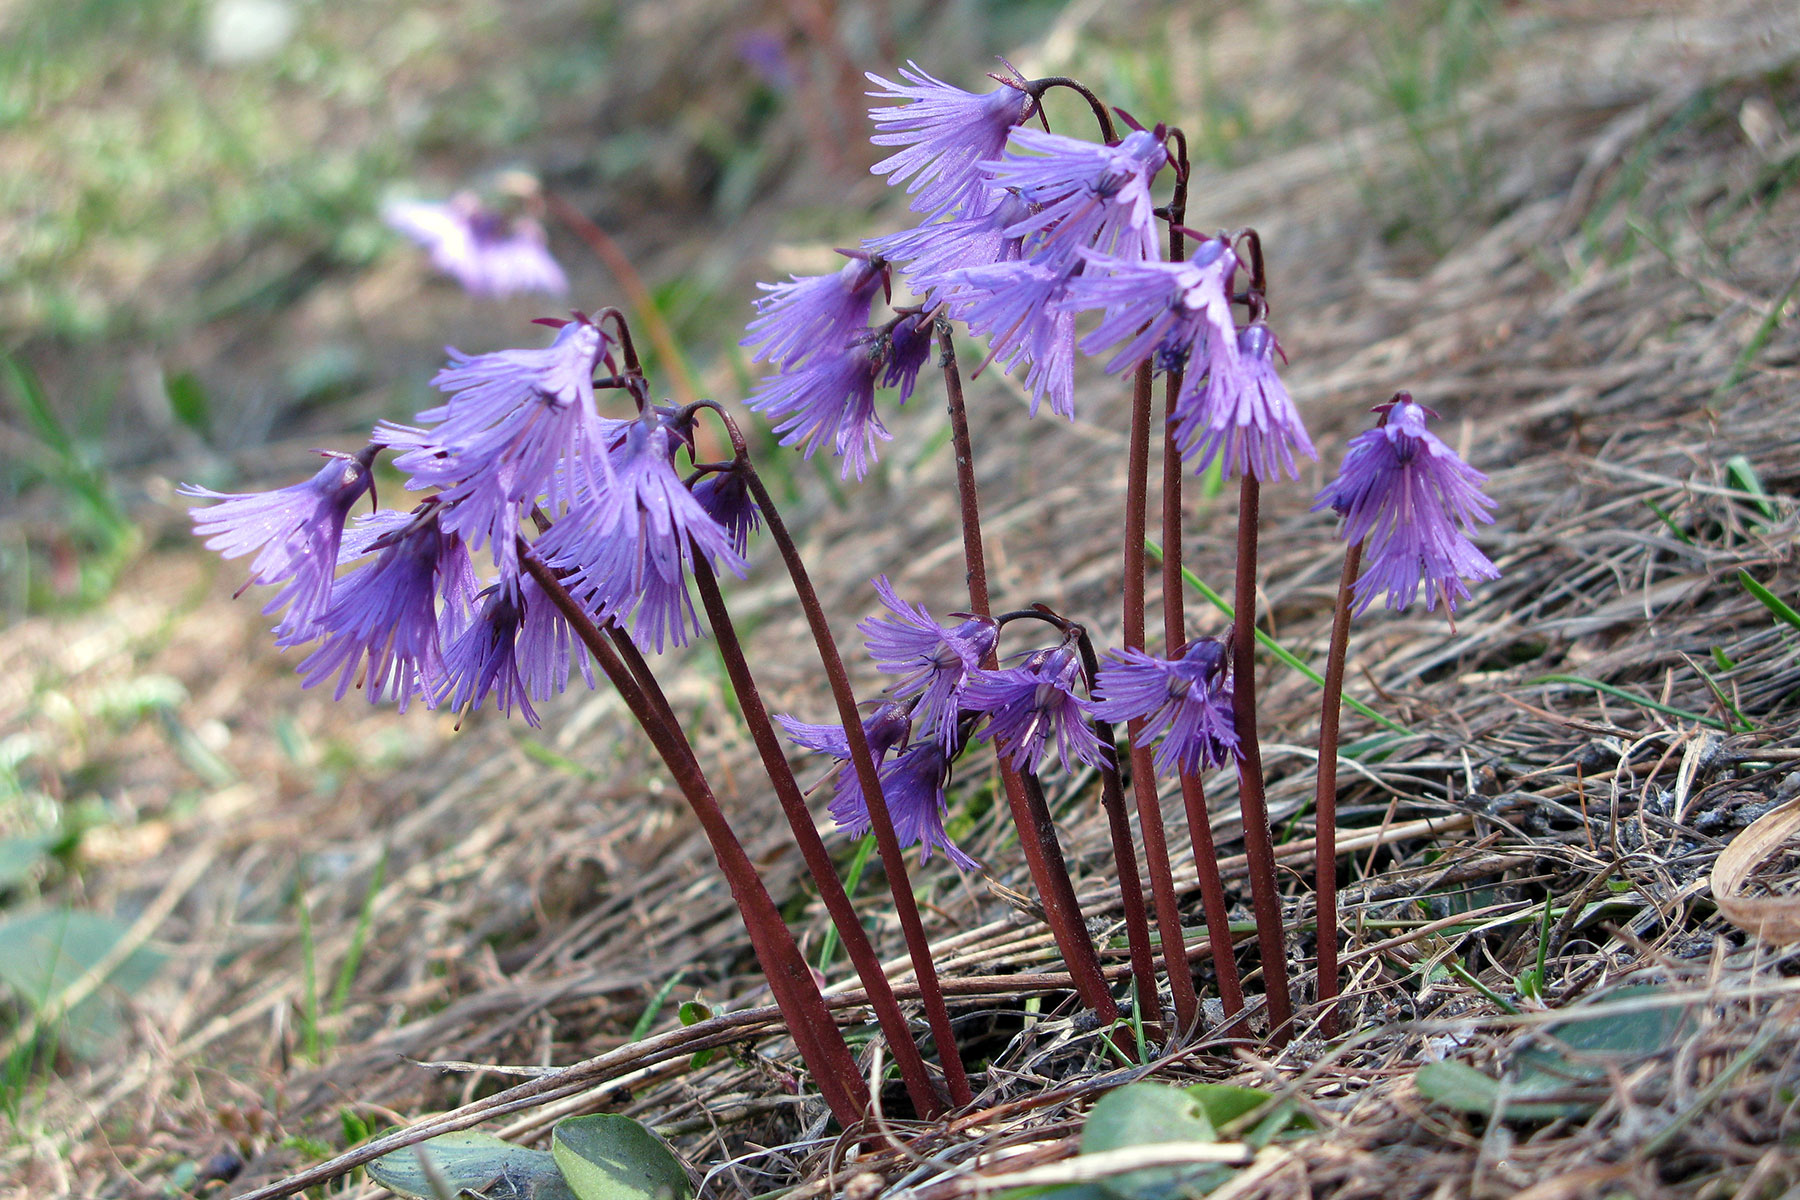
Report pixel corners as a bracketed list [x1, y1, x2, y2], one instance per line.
[1229, 475, 1294, 1042]
[518, 544, 869, 1124]
[542, 193, 702, 412]
[1314, 540, 1364, 1037]
[690, 557, 945, 1115]
[1156, 127, 1243, 1027]
[936, 321, 1117, 1022]
[1123, 360, 1199, 1035]
[737, 465, 974, 1107]
[1072, 634, 1162, 1028]
[1024, 77, 1118, 143]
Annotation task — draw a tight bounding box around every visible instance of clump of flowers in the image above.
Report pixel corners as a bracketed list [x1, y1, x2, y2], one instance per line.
[188, 54, 1501, 1142]
[384, 192, 568, 298]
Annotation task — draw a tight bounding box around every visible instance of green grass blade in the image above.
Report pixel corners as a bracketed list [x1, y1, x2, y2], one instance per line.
[1721, 268, 1800, 392]
[1738, 570, 1800, 631]
[1643, 498, 1692, 545]
[1528, 674, 1733, 731]
[330, 849, 387, 1019]
[1724, 455, 1778, 520]
[815, 835, 876, 971]
[1147, 540, 1409, 736]
[630, 970, 686, 1040]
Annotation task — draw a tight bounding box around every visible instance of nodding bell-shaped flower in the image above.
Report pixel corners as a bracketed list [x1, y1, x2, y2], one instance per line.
[963, 644, 1107, 776]
[947, 257, 1079, 418]
[778, 700, 913, 825]
[538, 410, 746, 652]
[741, 254, 887, 370]
[181, 445, 380, 643]
[1172, 321, 1316, 483]
[1313, 393, 1499, 614]
[859, 576, 997, 749]
[983, 127, 1168, 266]
[745, 340, 890, 480]
[1066, 239, 1238, 377]
[1092, 639, 1239, 778]
[294, 506, 471, 712]
[866, 62, 1033, 218]
[386, 318, 614, 574]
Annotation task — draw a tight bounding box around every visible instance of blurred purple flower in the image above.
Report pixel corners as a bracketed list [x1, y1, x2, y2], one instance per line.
[745, 342, 890, 480]
[1313, 394, 1499, 613]
[383, 195, 568, 298]
[860, 576, 997, 748]
[1172, 322, 1316, 483]
[736, 30, 793, 92]
[741, 255, 886, 369]
[294, 508, 463, 711]
[963, 645, 1106, 775]
[984, 127, 1167, 265]
[866, 62, 1031, 217]
[181, 445, 379, 642]
[1092, 640, 1238, 777]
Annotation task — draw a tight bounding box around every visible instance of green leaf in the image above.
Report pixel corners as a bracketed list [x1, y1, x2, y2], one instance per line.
[1418, 985, 1693, 1121]
[163, 371, 212, 438]
[1076, 1083, 1223, 1199]
[1182, 1084, 1313, 1147]
[0, 834, 57, 891]
[0, 908, 165, 1053]
[550, 1114, 692, 1200]
[364, 1131, 574, 1200]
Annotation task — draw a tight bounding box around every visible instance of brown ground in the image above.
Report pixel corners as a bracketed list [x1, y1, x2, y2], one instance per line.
[5, 1, 1800, 1197]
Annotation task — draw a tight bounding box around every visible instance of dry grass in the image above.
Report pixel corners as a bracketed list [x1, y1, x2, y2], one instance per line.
[4, 1, 1800, 1197]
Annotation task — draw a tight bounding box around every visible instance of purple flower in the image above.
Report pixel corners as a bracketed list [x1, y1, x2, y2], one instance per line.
[1092, 641, 1238, 777]
[741, 255, 887, 369]
[963, 645, 1106, 775]
[538, 412, 746, 652]
[383, 196, 568, 298]
[439, 574, 538, 725]
[387, 320, 614, 573]
[777, 701, 913, 822]
[1172, 322, 1316, 483]
[868, 190, 1031, 313]
[876, 312, 935, 403]
[745, 342, 890, 480]
[984, 127, 1168, 265]
[691, 467, 761, 557]
[294, 508, 463, 711]
[866, 62, 1032, 217]
[949, 257, 1079, 418]
[1066, 239, 1238, 376]
[862, 742, 979, 870]
[1312, 394, 1499, 613]
[181, 445, 379, 642]
[859, 576, 997, 748]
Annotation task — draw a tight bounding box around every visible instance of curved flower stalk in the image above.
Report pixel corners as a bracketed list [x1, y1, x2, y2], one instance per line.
[383, 195, 568, 298]
[1313, 393, 1499, 613]
[181, 445, 379, 642]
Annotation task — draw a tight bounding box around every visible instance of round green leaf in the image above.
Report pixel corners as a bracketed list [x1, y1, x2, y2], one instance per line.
[551, 1115, 693, 1200]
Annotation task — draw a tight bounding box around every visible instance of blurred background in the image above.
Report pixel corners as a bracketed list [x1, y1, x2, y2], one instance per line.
[3, 0, 1798, 1195]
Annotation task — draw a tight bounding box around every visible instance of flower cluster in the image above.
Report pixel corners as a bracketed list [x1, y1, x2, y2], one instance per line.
[186, 315, 746, 722]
